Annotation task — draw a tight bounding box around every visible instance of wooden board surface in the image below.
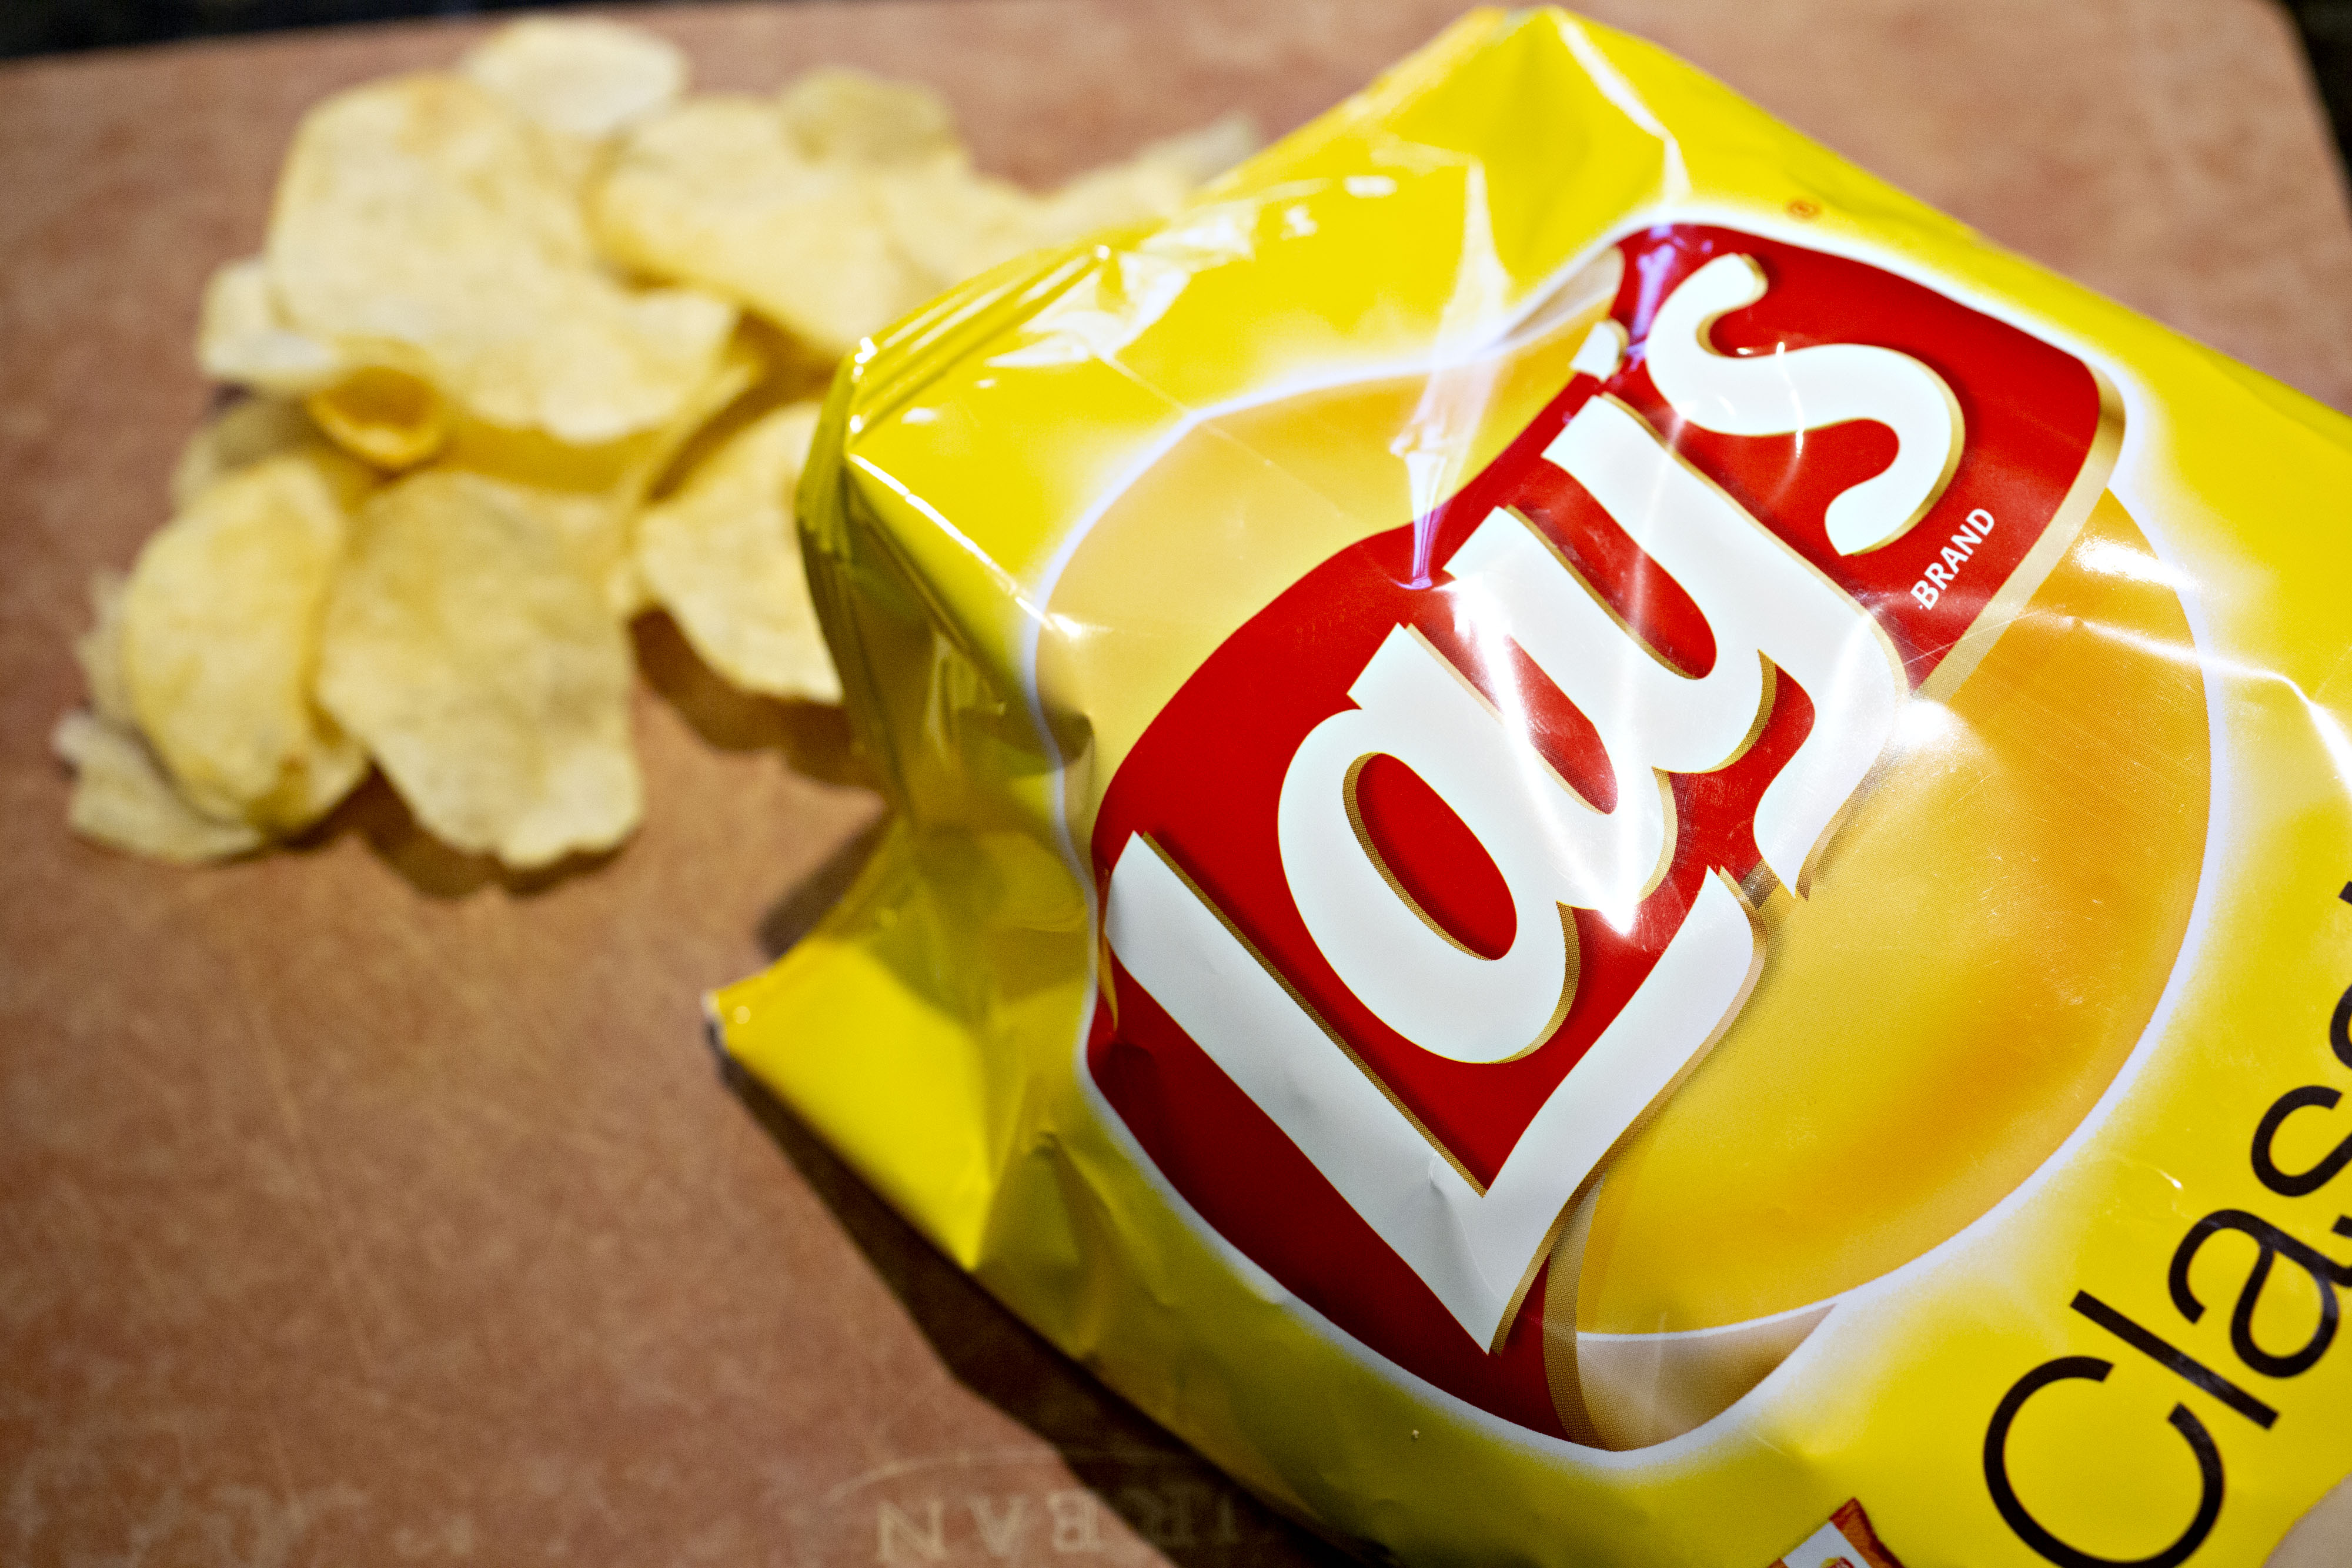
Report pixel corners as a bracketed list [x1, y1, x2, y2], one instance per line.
[4, 2, 2350, 1564]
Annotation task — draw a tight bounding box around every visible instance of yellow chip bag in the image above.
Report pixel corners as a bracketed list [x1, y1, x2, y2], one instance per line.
[714, 12, 2352, 1565]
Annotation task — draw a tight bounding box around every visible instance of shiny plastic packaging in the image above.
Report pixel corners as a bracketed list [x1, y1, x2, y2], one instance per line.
[711, 11, 2352, 1563]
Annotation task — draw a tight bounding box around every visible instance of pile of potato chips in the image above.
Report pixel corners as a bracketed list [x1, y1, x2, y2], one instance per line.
[59, 16, 1252, 869]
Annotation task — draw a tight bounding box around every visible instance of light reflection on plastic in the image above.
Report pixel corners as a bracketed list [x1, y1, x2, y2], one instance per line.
[2076, 537, 2199, 593]
[2083, 619, 2352, 784]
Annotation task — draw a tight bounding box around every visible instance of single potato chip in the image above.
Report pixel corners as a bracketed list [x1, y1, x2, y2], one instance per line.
[55, 713, 268, 864]
[122, 454, 370, 831]
[594, 94, 929, 357]
[637, 401, 840, 703]
[775, 68, 958, 164]
[317, 470, 642, 868]
[460, 16, 687, 141]
[268, 73, 737, 444]
[66, 563, 272, 862]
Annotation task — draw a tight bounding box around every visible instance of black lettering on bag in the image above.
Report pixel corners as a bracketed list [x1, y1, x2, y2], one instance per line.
[2251, 1086, 2352, 1197]
[2167, 1209, 2351, 1379]
[2331, 977, 2352, 1071]
[1983, 1356, 2222, 1568]
[2069, 1292, 2277, 1427]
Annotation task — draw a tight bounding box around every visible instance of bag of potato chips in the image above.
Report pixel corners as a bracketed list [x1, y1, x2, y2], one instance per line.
[712, 10, 2352, 1563]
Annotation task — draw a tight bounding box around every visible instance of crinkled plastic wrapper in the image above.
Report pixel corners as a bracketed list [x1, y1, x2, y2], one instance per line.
[711, 12, 2352, 1564]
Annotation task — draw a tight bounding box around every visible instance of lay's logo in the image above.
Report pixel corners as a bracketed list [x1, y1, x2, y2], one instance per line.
[1082, 225, 2130, 1445]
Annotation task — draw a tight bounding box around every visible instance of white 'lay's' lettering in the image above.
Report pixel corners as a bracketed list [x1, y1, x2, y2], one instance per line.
[1101, 259, 1916, 1350]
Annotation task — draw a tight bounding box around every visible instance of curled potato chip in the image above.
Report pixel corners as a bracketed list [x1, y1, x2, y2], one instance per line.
[460, 16, 686, 141]
[268, 73, 737, 444]
[199, 259, 468, 476]
[122, 454, 369, 831]
[305, 366, 450, 470]
[317, 470, 642, 868]
[637, 402, 840, 703]
[54, 712, 266, 864]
